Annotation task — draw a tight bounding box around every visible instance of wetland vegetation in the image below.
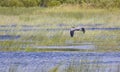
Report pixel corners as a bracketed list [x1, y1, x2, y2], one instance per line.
[0, 5, 120, 52]
[0, 1, 120, 72]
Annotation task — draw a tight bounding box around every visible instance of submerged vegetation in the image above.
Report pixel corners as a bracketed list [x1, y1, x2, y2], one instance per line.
[50, 60, 120, 72]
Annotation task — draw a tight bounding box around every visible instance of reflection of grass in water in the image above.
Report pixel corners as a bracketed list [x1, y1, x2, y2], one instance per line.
[8, 60, 120, 72]
[49, 59, 120, 72]
[49, 64, 61, 72]
[64, 63, 103, 72]
[64, 59, 105, 72]
[9, 64, 19, 72]
[7, 59, 120, 72]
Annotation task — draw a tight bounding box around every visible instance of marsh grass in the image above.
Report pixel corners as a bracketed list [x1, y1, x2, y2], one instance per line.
[49, 58, 120, 72]
[7, 58, 120, 72]
[0, 6, 120, 26]
[7, 59, 120, 72]
[0, 6, 120, 52]
[9, 64, 19, 72]
[64, 63, 106, 72]
[0, 29, 120, 52]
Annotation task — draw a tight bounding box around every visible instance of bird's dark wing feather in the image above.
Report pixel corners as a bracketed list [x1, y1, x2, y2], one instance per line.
[70, 31, 74, 37]
[81, 28, 85, 33]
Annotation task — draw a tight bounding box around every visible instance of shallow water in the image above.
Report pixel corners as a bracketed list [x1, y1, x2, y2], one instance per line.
[0, 24, 120, 72]
[0, 35, 20, 41]
[0, 52, 120, 72]
[0, 24, 120, 32]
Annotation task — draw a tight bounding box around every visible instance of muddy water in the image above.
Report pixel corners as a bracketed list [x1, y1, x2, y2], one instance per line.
[0, 52, 120, 72]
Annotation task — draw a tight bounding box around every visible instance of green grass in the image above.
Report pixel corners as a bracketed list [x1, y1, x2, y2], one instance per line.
[0, 6, 120, 26]
[0, 6, 120, 52]
[0, 30, 120, 52]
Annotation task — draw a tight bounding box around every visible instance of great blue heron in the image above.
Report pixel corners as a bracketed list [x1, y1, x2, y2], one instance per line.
[70, 27, 85, 37]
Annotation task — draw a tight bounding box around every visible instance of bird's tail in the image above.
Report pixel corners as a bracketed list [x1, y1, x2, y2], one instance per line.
[81, 28, 85, 33]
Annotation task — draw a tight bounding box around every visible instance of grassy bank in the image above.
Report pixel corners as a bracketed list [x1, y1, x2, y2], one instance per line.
[0, 6, 120, 27]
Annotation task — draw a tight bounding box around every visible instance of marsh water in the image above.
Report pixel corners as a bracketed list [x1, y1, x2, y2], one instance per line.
[0, 52, 120, 72]
[0, 24, 120, 72]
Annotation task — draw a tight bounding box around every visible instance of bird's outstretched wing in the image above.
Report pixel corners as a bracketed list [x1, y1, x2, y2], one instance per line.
[70, 30, 74, 37]
[81, 28, 85, 33]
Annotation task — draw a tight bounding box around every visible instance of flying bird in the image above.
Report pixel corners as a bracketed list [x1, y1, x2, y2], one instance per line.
[70, 27, 85, 37]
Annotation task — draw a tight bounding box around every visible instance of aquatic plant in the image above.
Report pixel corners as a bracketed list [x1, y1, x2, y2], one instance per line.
[49, 57, 120, 72]
[9, 64, 19, 72]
